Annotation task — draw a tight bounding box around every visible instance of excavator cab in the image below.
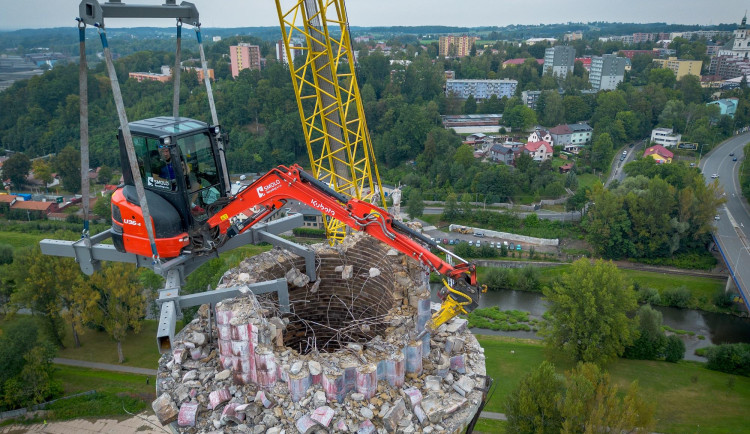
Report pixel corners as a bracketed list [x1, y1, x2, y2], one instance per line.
[111, 116, 229, 258]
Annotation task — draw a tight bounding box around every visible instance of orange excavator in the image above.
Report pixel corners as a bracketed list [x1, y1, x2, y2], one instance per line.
[109, 117, 484, 335]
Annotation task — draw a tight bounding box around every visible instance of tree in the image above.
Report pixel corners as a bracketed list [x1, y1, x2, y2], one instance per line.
[540, 91, 565, 126]
[31, 159, 53, 190]
[85, 262, 145, 363]
[504, 361, 564, 434]
[590, 133, 614, 171]
[93, 191, 113, 224]
[624, 305, 667, 360]
[504, 103, 538, 131]
[2, 153, 31, 188]
[649, 68, 676, 88]
[463, 95, 477, 114]
[560, 362, 654, 433]
[406, 188, 425, 219]
[53, 146, 81, 193]
[442, 193, 459, 220]
[663, 335, 685, 363]
[97, 165, 114, 184]
[541, 258, 637, 365]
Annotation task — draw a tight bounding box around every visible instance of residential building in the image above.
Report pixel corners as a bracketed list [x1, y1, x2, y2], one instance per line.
[183, 66, 214, 82]
[502, 58, 544, 68]
[212, 36, 222, 42]
[526, 38, 557, 45]
[438, 35, 477, 57]
[633, 33, 657, 44]
[523, 141, 553, 161]
[275, 39, 304, 65]
[707, 98, 739, 118]
[521, 90, 542, 110]
[128, 71, 171, 83]
[618, 50, 658, 59]
[643, 145, 674, 164]
[652, 57, 703, 80]
[710, 55, 750, 79]
[650, 128, 682, 147]
[549, 123, 592, 153]
[230, 43, 261, 78]
[528, 128, 553, 146]
[543, 46, 576, 78]
[489, 144, 515, 165]
[440, 114, 504, 134]
[575, 57, 592, 72]
[445, 79, 517, 100]
[564, 31, 583, 42]
[589, 54, 627, 91]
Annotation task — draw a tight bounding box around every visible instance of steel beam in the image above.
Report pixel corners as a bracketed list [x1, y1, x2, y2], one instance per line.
[155, 278, 289, 353]
[79, 0, 200, 27]
[257, 230, 316, 282]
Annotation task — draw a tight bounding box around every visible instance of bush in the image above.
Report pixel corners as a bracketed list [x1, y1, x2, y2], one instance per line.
[0, 243, 12, 265]
[624, 305, 667, 360]
[292, 227, 326, 238]
[661, 286, 691, 308]
[713, 288, 736, 309]
[663, 335, 685, 363]
[636, 286, 661, 305]
[515, 266, 541, 292]
[705, 343, 750, 376]
[484, 268, 514, 291]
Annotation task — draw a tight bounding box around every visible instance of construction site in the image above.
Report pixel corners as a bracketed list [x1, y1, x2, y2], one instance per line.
[31, 0, 493, 432]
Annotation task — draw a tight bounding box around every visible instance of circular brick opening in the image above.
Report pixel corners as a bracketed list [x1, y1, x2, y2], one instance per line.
[283, 238, 397, 354]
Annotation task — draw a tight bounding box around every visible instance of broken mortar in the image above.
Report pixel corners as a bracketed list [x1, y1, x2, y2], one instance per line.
[153, 233, 487, 433]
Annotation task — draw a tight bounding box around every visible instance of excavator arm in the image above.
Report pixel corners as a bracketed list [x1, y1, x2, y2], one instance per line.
[206, 164, 485, 335]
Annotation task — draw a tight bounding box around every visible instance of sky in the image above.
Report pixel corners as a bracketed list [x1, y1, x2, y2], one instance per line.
[0, 0, 746, 30]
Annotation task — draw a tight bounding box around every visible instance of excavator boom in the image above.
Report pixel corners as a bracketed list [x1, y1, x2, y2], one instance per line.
[206, 164, 484, 333]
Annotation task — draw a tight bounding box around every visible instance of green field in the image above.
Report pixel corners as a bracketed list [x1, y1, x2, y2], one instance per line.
[476, 335, 750, 433]
[577, 173, 603, 191]
[0, 231, 49, 249]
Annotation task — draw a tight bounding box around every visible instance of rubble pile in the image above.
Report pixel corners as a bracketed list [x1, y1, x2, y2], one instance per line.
[153, 234, 487, 433]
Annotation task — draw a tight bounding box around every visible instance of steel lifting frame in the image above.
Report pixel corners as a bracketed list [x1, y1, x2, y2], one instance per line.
[78, 0, 200, 27]
[40, 214, 318, 353]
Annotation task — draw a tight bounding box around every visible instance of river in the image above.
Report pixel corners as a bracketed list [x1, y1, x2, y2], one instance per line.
[429, 284, 750, 362]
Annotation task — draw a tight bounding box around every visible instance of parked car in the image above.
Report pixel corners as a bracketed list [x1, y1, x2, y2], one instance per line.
[448, 239, 455, 245]
[490, 241, 495, 248]
[468, 240, 474, 246]
[715, 214, 721, 221]
[475, 232, 484, 238]
[516, 244, 522, 251]
[503, 241, 509, 247]
[476, 240, 481, 248]
[442, 238, 449, 244]
[454, 239, 461, 245]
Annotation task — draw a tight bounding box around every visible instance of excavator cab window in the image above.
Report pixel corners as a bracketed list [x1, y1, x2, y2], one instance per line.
[177, 132, 221, 222]
[133, 135, 176, 191]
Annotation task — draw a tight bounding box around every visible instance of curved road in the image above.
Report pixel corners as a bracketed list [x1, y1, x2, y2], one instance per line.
[700, 132, 750, 305]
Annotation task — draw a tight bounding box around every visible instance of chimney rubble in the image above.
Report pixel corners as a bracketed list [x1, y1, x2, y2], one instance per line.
[154, 234, 487, 433]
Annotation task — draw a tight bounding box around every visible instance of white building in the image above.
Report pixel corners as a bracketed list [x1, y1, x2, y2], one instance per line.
[589, 54, 627, 91]
[543, 46, 576, 78]
[445, 79, 518, 100]
[650, 128, 682, 148]
[719, 14, 750, 59]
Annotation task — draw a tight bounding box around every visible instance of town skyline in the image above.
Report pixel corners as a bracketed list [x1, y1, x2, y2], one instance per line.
[0, 0, 748, 31]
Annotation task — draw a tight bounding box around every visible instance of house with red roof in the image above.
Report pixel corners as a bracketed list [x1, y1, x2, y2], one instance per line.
[528, 128, 553, 146]
[643, 145, 674, 164]
[523, 140, 553, 161]
[502, 58, 544, 68]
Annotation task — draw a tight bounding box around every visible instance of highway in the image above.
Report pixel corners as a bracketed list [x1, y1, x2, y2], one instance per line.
[700, 132, 750, 305]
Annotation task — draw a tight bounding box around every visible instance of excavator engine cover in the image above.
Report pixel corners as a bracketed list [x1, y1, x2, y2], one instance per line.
[111, 185, 189, 258]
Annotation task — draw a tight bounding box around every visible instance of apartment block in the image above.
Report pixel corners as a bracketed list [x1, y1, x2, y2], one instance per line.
[652, 57, 702, 80]
[445, 79, 518, 100]
[230, 43, 261, 78]
[439, 35, 477, 57]
[589, 54, 627, 91]
[543, 46, 576, 78]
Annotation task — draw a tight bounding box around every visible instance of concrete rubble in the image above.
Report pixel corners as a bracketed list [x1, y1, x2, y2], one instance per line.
[154, 234, 487, 433]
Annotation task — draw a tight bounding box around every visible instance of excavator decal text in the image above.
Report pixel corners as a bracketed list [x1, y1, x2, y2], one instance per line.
[256, 179, 281, 198]
[310, 199, 335, 217]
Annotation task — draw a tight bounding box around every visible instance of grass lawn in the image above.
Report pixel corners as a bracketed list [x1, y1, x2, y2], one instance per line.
[0, 231, 48, 249]
[57, 319, 172, 369]
[473, 418, 507, 433]
[476, 335, 750, 433]
[577, 173, 602, 191]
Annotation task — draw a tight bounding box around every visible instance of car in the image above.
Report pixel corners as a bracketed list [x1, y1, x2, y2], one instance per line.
[490, 241, 495, 248]
[622, 150, 627, 155]
[468, 240, 474, 246]
[711, 173, 719, 179]
[715, 214, 721, 221]
[435, 239, 441, 245]
[730, 152, 735, 156]
[442, 238, 449, 244]
[454, 239, 461, 245]
[475, 232, 484, 238]
[476, 240, 481, 248]
[620, 155, 626, 161]
[516, 244, 522, 251]
[689, 163, 696, 167]
[503, 241, 509, 247]
[733, 157, 738, 162]
[448, 239, 455, 245]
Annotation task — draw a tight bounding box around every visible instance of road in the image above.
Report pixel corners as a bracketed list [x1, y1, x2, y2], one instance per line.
[422, 206, 580, 221]
[700, 132, 750, 305]
[606, 140, 645, 186]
